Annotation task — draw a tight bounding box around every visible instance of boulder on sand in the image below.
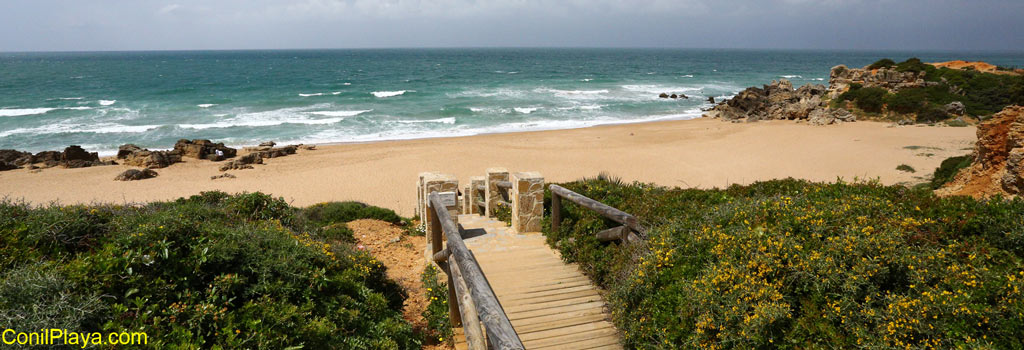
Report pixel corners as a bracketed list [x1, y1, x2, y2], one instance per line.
[114, 168, 158, 181]
[60, 145, 114, 168]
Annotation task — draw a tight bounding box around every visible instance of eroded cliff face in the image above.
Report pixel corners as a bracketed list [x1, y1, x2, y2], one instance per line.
[938, 105, 1024, 198]
[827, 65, 937, 98]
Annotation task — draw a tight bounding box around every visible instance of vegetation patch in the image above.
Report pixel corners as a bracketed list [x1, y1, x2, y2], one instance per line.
[0, 192, 419, 349]
[420, 264, 453, 346]
[896, 164, 916, 173]
[930, 155, 975, 190]
[544, 177, 1024, 349]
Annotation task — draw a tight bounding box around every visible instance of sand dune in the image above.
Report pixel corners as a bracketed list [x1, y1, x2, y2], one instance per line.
[0, 118, 975, 216]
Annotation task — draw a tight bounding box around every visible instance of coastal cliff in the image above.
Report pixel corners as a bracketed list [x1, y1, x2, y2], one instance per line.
[937, 105, 1024, 197]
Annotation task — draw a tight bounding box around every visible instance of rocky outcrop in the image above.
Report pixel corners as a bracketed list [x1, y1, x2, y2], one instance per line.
[117, 144, 182, 169]
[827, 65, 938, 98]
[219, 152, 263, 171]
[115, 168, 158, 181]
[944, 102, 966, 116]
[173, 139, 237, 161]
[702, 79, 842, 123]
[60, 145, 114, 168]
[938, 105, 1024, 197]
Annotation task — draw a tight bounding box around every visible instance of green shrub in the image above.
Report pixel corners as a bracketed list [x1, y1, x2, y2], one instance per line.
[917, 104, 951, 123]
[930, 155, 974, 189]
[493, 202, 512, 226]
[839, 86, 889, 113]
[867, 58, 896, 70]
[421, 264, 452, 346]
[0, 193, 418, 349]
[545, 177, 1024, 349]
[896, 164, 916, 173]
[895, 57, 933, 74]
[302, 201, 403, 226]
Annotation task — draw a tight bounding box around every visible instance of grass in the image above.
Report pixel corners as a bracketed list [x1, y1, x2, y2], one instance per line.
[543, 177, 1024, 349]
[896, 164, 916, 173]
[0, 192, 420, 349]
[930, 155, 975, 190]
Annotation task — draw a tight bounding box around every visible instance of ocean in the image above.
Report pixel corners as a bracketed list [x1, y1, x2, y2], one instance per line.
[2, 48, 1023, 156]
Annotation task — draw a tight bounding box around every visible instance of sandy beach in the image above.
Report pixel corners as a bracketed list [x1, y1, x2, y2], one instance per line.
[0, 118, 976, 216]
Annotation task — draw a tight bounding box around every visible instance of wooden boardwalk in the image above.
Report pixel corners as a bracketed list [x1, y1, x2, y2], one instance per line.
[452, 214, 623, 350]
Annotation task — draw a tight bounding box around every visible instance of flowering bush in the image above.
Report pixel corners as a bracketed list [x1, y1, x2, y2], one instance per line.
[0, 192, 418, 349]
[546, 177, 1024, 349]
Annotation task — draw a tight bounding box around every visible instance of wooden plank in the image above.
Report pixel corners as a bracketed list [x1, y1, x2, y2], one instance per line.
[551, 194, 561, 233]
[499, 289, 601, 307]
[512, 314, 609, 334]
[429, 192, 525, 350]
[521, 327, 619, 349]
[509, 308, 607, 329]
[530, 335, 622, 350]
[549, 184, 646, 235]
[502, 284, 597, 300]
[518, 321, 616, 342]
[595, 225, 630, 242]
[502, 295, 605, 314]
[506, 301, 607, 320]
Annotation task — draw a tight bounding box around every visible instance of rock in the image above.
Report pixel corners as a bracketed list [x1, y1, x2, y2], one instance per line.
[707, 96, 715, 104]
[117, 144, 182, 169]
[219, 152, 263, 171]
[938, 105, 1024, 197]
[897, 118, 915, 126]
[300, 144, 316, 151]
[114, 168, 158, 181]
[173, 139, 236, 161]
[211, 173, 236, 180]
[257, 145, 298, 159]
[678, 93, 688, 99]
[259, 141, 277, 148]
[0, 161, 18, 171]
[944, 101, 966, 116]
[32, 151, 61, 164]
[670, 94, 677, 99]
[702, 80, 836, 123]
[59, 145, 111, 168]
[828, 64, 938, 98]
[659, 93, 669, 98]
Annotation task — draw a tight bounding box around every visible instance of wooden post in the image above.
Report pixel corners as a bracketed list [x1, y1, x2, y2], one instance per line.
[551, 193, 561, 233]
[450, 256, 486, 349]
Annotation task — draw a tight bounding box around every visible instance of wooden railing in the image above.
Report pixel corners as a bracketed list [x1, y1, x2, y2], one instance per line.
[548, 184, 645, 244]
[427, 191, 525, 350]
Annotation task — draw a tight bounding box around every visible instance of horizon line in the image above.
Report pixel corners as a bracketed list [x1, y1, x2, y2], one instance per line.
[3, 46, 1024, 55]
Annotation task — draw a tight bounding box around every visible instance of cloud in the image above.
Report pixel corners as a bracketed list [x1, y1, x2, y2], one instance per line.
[158, 4, 180, 15]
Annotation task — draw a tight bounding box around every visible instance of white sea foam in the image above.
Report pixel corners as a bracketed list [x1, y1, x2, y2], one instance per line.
[99, 100, 116, 106]
[64, 107, 93, 110]
[0, 123, 162, 137]
[393, 117, 456, 124]
[309, 110, 372, 117]
[780, 75, 802, 79]
[681, 74, 694, 78]
[178, 105, 343, 130]
[556, 105, 603, 111]
[331, 91, 342, 95]
[299, 93, 324, 97]
[343, 83, 352, 85]
[581, 78, 593, 82]
[514, 107, 539, 114]
[0, 108, 58, 117]
[54, 97, 84, 100]
[197, 104, 216, 108]
[372, 90, 407, 98]
[812, 78, 825, 81]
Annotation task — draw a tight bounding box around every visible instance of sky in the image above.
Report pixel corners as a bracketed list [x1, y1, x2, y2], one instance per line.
[1, 0, 1022, 52]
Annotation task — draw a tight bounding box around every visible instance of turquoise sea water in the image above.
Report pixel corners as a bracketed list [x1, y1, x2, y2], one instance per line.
[2, 49, 1023, 155]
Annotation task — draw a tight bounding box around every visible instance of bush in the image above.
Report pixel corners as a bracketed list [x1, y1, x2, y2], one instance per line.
[839, 86, 889, 113]
[545, 177, 1024, 349]
[867, 58, 896, 70]
[896, 164, 916, 173]
[930, 155, 974, 189]
[917, 104, 951, 123]
[302, 201, 403, 226]
[895, 57, 933, 74]
[421, 264, 452, 346]
[0, 193, 418, 349]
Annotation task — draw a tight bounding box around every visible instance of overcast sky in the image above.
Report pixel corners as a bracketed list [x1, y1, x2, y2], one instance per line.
[1, 0, 1022, 52]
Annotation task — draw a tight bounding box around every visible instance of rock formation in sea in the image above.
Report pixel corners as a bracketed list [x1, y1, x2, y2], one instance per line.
[937, 105, 1024, 197]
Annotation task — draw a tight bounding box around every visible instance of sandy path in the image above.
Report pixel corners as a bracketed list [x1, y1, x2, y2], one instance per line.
[0, 118, 975, 215]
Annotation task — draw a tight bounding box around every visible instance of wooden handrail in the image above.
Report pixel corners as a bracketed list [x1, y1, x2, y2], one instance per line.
[548, 184, 644, 243]
[429, 192, 525, 350]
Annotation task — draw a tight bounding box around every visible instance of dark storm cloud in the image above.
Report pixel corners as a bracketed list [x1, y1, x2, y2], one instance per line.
[0, 0, 1021, 52]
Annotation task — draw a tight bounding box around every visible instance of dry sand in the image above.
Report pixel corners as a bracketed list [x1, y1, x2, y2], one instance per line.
[0, 118, 976, 216]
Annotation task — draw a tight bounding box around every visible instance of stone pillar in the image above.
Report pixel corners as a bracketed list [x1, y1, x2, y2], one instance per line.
[422, 173, 459, 258]
[468, 176, 485, 215]
[485, 168, 509, 217]
[417, 172, 438, 228]
[511, 172, 544, 233]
